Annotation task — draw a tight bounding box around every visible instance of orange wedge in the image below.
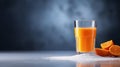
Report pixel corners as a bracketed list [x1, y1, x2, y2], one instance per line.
[101, 40, 114, 50]
[95, 48, 111, 57]
[109, 45, 120, 57]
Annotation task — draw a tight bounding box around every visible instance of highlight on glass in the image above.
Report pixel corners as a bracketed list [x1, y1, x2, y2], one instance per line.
[74, 20, 96, 54]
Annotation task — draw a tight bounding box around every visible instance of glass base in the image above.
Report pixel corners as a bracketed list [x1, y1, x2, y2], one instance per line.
[76, 52, 94, 54]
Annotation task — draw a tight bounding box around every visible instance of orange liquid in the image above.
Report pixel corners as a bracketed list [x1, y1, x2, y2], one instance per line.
[74, 27, 96, 52]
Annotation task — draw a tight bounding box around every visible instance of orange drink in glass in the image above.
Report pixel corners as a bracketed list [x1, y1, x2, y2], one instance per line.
[74, 20, 96, 53]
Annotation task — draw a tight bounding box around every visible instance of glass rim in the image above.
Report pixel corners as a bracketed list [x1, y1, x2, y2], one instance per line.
[74, 20, 96, 27]
[74, 20, 95, 23]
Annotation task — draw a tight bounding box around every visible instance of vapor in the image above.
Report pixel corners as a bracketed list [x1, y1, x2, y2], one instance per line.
[26, 0, 110, 50]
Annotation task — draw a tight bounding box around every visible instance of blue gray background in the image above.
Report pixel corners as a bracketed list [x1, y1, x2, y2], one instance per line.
[0, 0, 120, 51]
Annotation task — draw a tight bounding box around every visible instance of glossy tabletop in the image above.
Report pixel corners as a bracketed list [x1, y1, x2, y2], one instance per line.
[0, 51, 120, 67]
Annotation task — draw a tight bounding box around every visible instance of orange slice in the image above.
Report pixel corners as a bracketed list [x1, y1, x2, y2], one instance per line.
[95, 48, 111, 56]
[109, 45, 120, 57]
[101, 40, 114, 50]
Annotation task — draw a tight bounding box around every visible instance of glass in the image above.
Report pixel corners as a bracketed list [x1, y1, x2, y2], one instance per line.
[74, 20, 96, 54]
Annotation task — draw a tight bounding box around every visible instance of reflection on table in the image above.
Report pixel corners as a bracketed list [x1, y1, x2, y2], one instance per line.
[76, 60, 120, 67]
[76, 63, 95, 67]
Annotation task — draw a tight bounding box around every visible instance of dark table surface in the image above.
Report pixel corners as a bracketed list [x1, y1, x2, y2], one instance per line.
[0, 51, 120, 67]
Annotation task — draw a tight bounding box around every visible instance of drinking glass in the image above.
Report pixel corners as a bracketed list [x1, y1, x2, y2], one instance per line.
[74, 20, 96, 54]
